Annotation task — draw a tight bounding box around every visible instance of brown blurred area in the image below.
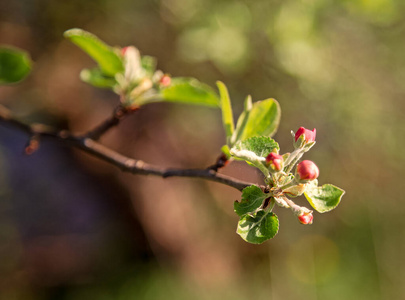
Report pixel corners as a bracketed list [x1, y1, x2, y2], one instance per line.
[0, 0, 404, 299]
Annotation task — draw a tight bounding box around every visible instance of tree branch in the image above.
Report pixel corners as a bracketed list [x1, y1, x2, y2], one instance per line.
[0, 105, 257, 191]
[83, 105, 138, 140]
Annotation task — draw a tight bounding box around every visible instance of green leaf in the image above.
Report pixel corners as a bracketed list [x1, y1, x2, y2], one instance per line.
[230, 136, 279, 176]
[232, 136, 279, 159]
[80, 68, 117, 88]
[237, 211, 279, 244]
[0, 47, 32, 84]
[232, 98, 281, 143]
[159, 77, 220, 107]
[230, 95, 251, 145]
[141, 55, 157, 76]
[216, 81, 234, 140]
[64, 28, 124, 76]
[304, 184, 345, 213]
[235, 185, 268, 216]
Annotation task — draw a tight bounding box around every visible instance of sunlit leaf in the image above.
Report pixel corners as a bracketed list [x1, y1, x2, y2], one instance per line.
[64, 28, 124, 76]
[230, 136, 279, 175]
[237, 211, 279, 244]
[159, 77, 220, 107]
[217, 81, 234, 140]
[234, 185, 268, 216]
[231, 136, 279, 159]
[80, 68, 117, 88]
[0, 47, 32, 84]
[304, 184, 345, 213]
[233, 98, 281, 143]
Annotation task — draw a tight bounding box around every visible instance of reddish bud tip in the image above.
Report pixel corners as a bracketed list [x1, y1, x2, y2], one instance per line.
[266, 153, 283, 171]
[295, 127, 316, 143]
[297, 160, 319, 180]
[160, 75, 171, 87]
[298, 212, 313, 224]
[121, 46, 129, 56]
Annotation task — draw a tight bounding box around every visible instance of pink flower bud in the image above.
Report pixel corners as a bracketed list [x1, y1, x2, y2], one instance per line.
[297, 160, 319, 180]
[121, 46, 129, 56]
[298, 212, 313, 224]
[160, 75, 171, 87]
[266, 153, 283, 171]
[295, 127, 316, 143]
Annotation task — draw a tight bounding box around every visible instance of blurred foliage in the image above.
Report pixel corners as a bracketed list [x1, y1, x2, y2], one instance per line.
[0, 47, 32, 84]
[0, 0, 404, 299]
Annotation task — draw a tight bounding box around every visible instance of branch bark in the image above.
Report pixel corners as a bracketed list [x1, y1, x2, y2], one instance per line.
[83, 105, 138, 140]
[0, 105, 257, 191]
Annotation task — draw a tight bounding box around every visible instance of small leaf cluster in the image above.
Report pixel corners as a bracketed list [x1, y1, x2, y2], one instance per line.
[64, 28, 219, 108]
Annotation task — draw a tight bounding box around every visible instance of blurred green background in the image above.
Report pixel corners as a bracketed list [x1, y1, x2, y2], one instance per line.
[0, 0, 403, 299]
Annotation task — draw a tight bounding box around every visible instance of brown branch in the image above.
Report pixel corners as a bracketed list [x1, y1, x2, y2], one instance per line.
[83, 105, 138, 140]
[207, 153, 229, 172]
[0, 105, 257, 191]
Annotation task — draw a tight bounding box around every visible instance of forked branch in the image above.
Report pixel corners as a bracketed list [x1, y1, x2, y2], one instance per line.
[0, 105, 255, 191]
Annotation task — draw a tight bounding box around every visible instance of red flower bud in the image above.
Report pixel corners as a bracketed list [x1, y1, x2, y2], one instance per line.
[297, 160, 319, 180]
[295, 127, 316, 143]
[159, 75, 171, 87]
[298, 212, 313, 224]
[266, 153, 283, 171]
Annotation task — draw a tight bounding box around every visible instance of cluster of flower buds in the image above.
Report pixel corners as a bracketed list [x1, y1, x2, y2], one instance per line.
[266, 127, 320, 225]
[116, 46, 171, 104]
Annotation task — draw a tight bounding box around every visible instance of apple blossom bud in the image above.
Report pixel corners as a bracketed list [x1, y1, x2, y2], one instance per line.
[121, 46, 129, 56]
[160, 74, 171, 87]
[295, 127, 316, 143]
[298, 212, 313, 225]
[297, 160, 319, 181]
[266, 152, 283, 171]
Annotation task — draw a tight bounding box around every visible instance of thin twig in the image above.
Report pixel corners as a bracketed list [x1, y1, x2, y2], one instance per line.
[83, 105, 138, 140]
[0, 105, 259, 191]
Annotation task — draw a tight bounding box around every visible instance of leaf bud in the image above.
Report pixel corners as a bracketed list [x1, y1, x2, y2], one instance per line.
[297, 160, 319, 181]
[266, 152, 283, 171]
[298, 211, 313, 225]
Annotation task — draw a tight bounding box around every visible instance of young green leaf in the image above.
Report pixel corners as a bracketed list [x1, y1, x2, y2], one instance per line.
[232, 136, 279, 159]
[233, 98, 281, 143]
[141, 55, 157, 76]
[230, 136, 280, 175]
[235, 185, 268, 216]
[0, 47, 32, 84]
[230, 95, 252, 145]
[64, 28, 124, 76]
[80, 68, 117, 89]
[159, 77, 220, 107]
[216, 81, 234, 140]
[237, 211, 279, 244]
[304, 184, 345, 213]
